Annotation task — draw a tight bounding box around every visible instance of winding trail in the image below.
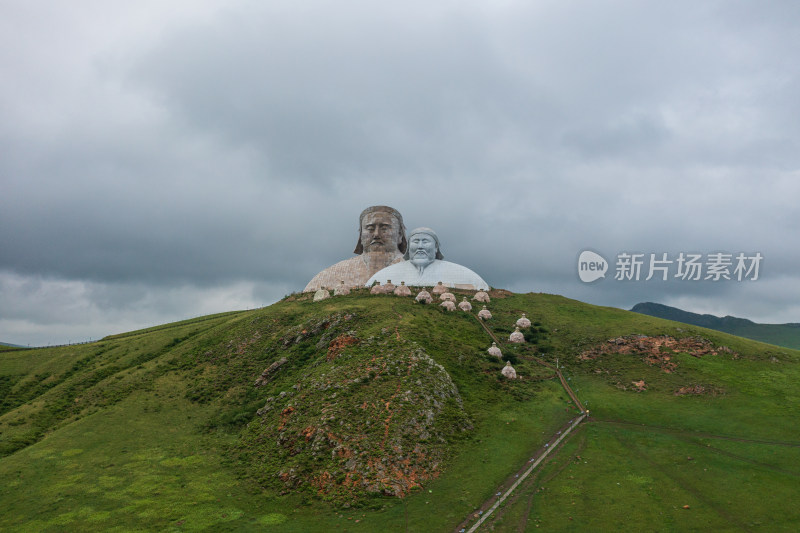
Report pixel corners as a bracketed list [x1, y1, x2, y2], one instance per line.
[455, 315, 588, 532]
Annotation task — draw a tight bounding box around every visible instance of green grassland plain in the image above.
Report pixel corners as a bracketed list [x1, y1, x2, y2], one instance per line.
[1, 291, 798, 532]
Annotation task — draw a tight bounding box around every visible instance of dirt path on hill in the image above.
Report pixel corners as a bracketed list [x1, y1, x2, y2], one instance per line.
[455, 316, 589, 532]
[454, 415, 586, 533]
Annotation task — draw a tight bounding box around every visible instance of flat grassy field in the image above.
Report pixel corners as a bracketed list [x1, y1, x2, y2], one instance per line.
[1, 291, 798, 531]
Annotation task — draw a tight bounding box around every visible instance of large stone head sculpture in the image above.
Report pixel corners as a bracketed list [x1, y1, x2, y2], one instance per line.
[405, 227, 445, 270]
[353, 205, 408, 255]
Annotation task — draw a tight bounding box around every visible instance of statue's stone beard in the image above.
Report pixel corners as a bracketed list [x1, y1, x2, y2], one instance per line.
[360, 248, 402, 273]
[410, 254, 434, 274]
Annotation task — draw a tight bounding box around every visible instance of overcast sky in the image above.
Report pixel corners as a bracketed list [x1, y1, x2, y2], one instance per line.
[2, 0, 799, 346]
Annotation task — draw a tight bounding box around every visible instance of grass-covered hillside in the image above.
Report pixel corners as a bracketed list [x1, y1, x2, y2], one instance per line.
[1, 290, 799, 532]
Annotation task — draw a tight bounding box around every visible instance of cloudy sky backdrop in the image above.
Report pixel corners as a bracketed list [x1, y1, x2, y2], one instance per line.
[2, 0, 799, 346]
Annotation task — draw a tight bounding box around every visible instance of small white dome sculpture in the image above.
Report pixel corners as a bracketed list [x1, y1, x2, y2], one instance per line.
[487, 342, 502, 358]
[393, 281, 412, 297]
[370, 282, 385, 295]
[334, 280, 350, 296]
[509, 327, 525, 343]
[313, 288, 331, 302]
[473, 290, 490, 303]
[382, 279, 396, 293]
[478, 305, 492, 320]
[458, 297, 472, 312]
[415, 289, 433, 304]
[516, 313, 532, 328]
[501, 361, 517, 379]
[431, 281, 448, 295]
[440, 300, 456, 311]
[440, 292, 456, 302]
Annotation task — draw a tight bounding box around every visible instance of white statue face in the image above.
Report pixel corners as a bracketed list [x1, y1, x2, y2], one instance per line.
[409, 232, 436, 269]
[360, 212, 401, 254]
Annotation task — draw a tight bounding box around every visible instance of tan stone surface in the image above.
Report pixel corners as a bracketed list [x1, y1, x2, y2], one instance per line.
[304, 252, 403, 292]
[432, 282, 447, 295]
[440, 292, 455, 302]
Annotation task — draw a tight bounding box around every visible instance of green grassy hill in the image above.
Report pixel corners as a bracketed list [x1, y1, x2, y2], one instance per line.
[632, 301, 800, 350]
[1, 290, 799, 532]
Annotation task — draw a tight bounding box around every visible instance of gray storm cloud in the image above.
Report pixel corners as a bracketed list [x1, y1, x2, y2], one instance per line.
[1, 0, 799, 345]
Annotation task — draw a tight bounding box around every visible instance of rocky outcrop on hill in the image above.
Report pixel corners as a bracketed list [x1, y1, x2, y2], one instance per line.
[240, 334, 472, 503]
[579, 335, 738, 373]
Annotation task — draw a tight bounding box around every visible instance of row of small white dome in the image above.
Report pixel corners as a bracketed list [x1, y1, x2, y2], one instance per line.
[489, 314, 536, 380]
[313, 280, 492, 302]
[487, 342, 519, 379]
[486, 315, 532, 356]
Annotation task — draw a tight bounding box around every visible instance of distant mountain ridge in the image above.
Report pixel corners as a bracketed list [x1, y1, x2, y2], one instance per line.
[631, 302, 800, 350]
[0, 342, 26, 350]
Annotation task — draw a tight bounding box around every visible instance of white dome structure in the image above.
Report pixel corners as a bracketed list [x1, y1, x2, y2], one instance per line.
[334, 280, 350, 296]
[313, 288, 331, 302]
[370, 283, 385, 295]
[440, 300, 456, 311]
[473, 290, 490, 303]
[381, 279, 396, 293]
[393, 281, 412, 296]
[509, 327, 525, 343]
[415, 289, 433, 304]
[487, 342, 502, 358]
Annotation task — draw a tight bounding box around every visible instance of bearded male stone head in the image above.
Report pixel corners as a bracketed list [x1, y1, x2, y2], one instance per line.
[303, 206, 407, 292]
[406, 227, 443, 273]
[366, 227, 489, 290]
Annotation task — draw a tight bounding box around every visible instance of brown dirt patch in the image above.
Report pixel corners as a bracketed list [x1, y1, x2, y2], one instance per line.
[488, 289, 514, 298]
[326, 335, 359, 361]
[674, 384, 723, 396]
[579, 335, 738, 373]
